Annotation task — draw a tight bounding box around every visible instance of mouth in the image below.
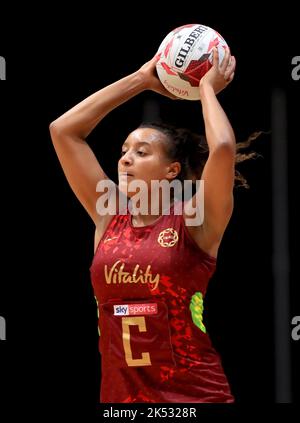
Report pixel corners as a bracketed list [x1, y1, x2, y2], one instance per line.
[119, 172, 134, 177]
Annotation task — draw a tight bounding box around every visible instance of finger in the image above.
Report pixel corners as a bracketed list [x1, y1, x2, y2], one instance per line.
[228, 55, 236, 72]
[220, 48, 231, 72]
[224, 56, 236, 80]
[152, 80, 178, 99]
[159, 88, 179, 100]
[155, 89, 179, 100]
[232, 56, 236, 71]
[226, 71, 235, 83]
[153, 52, 162, 62]
[212, 47, 219, 67]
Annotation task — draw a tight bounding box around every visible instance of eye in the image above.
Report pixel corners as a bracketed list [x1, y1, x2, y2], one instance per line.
[120, 150, 127, 156]
[137, 151, 146, 156]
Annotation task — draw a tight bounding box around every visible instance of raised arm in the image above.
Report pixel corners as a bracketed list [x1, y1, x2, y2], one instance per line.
[184, 48, 236, 256]
[49, 56, 173, 226]
[49, 72, 146, 226]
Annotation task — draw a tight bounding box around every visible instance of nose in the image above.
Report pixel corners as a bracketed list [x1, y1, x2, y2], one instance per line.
[120, 150, 133, 166]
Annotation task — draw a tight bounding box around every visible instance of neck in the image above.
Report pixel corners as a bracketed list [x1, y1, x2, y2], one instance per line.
[130, 198, 174, 227]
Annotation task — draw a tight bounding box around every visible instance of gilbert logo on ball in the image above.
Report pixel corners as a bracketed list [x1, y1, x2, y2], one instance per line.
[156, 24, 228, 100]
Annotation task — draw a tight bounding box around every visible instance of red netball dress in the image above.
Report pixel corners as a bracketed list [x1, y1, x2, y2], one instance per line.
[90, 200, 234, 403]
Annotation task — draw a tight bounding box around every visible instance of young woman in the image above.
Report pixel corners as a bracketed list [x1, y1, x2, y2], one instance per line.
[50, 48, 238, 402]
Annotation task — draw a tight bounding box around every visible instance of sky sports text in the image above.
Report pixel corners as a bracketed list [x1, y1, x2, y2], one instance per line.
[96, 179, 204, 226]
[114, 303, 158, 316]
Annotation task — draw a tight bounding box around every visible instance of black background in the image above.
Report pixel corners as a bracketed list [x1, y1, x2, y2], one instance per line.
[1, 3, 299, 418]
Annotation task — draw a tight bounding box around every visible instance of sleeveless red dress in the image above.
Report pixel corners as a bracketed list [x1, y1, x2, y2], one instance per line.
[90, 201, 234, 403]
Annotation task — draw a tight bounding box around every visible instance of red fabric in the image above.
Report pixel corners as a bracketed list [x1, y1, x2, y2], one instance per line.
[90, 201, 234, 403]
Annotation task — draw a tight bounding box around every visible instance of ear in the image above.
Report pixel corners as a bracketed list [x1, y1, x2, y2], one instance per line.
[166, 162, 181, 180]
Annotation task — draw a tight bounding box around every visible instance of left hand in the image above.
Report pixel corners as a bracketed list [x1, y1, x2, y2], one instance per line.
[199, 47, 236, 95]
[137, 54, 179, 100]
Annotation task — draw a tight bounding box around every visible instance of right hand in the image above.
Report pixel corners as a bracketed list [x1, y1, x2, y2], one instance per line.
[137, 54, 179, 100]
[199, 47, 236, 96]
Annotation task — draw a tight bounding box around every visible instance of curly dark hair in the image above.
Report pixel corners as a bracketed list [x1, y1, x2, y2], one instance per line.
[139, 122, 264, 189]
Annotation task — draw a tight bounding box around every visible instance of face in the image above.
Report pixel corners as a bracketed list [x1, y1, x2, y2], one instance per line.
[118, 128, 180, 198]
